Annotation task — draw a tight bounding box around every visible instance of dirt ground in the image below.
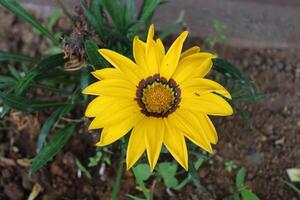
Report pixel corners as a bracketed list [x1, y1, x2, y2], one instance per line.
[0, 9, 299, 200]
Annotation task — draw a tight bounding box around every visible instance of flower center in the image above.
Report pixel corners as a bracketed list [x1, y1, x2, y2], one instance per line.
[136, 74, 181, 118]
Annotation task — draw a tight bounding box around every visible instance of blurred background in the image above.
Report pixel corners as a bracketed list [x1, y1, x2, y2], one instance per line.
[0, 0, 299, 200]
[18, 0, 300, 48]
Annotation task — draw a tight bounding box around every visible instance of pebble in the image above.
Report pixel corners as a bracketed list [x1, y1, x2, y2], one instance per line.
[4, 183, 24, 200]
[295, 68, 300, 79]
[275, 62, 285, 70]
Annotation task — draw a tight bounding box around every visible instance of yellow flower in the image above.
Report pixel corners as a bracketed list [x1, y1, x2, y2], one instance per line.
[83, 25, 233, 171]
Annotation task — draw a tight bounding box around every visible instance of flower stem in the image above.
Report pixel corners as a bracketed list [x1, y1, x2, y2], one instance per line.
[111, 141, 125, 200]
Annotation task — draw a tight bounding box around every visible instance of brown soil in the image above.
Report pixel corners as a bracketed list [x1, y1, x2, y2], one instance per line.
[0, 9, 299, 200]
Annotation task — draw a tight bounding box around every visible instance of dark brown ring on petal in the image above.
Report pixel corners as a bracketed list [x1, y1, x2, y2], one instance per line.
[135, 74, 181, 118]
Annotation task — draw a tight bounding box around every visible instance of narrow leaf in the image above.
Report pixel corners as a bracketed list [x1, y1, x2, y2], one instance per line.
[0, 51, 38, 63]
[139, 0, 162, 22]
[81, 2, 105, 38]
[35, 53, 65, 72]
[0, 92, 68, 112]
[30, 124, 77, 175]
[85, 40, 106, 68]
[236, 167, 246, 188]
[188, 159, 201, 188]
[240, 189, 260, 200]
[36, 104, 73, 152]
[75, 159, 92, 178]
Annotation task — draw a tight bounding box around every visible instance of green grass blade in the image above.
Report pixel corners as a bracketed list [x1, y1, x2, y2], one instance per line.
[0, 75, 15, 83]
[36, 104, 73, 152]
[240, 189, 260, 200]
[81, 2, 105, 38]
[101, 0, 124, 29]
[35, 53, 65, 72]
[282, 180, 300, 195]
[188, 159, 201, 188]
[139, 0, 163, 22]
[30, 123, 77, 175]
[85, 40, 106, 69]
[0, 92, 68, 112]
[0, 51, 38, 63]
[236, 167, 246, 188]
[0, 0, 60, 45]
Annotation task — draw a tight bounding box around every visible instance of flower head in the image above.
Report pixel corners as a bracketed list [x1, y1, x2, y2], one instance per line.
[83, 25, 233, 171]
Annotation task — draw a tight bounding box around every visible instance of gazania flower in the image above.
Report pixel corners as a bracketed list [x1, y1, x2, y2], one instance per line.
[83, 25, 233, 171]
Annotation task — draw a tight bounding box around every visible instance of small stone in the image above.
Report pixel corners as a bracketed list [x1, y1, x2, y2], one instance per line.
[4, 183, 24, 200]
[275, 137, 285, 145]
[265, 124, 274, 135]
[275, 62, 285, 70]
[295, 68, 300, 79]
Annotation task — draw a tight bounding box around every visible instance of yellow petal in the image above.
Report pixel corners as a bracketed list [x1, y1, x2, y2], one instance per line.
[85, 96, 132, 117]
[181, 78, 232, 99]
[82, 79, 135, 98]
[146, 24, 155, 44]
[180, 46, 200, 59]
[144, 118, 164, 171]
[170, 109, 213, 153]
[172, 53, 215, 84]
[96, 113, 144, 146]
[156, 39, 165, 68]
[89, 104, 140, 129]
[160, 31, 188, 80]
[99, 49, 141, 84]
[181, 93, 233, 116]
[133, 36, 149, 76]
[193, 112, 218, 144]
[91, 68, 123, 80]
[164, 118, 188, 170]
[126, 121, 146, 170]
[146, 39, 159, 74]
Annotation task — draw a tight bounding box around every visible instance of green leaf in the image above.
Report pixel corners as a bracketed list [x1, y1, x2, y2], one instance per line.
[282, 180, 300, 195]
[0, 75, 15, 83]
[132, 163, 151, 199]
[84, 40, 106, 69]
[235, 108, 252, 124]
[81, 2, 105, 38]
[213, 58, 249, 82]
[76, 159, 92, 179]
[240, 189, 260, 200]
[47, 10, 61, 30]
[0, 51, 38, 63]
[0, 92, 68, 112]
[8, 65, 21, 80]
[228, 194, 241, 200]
[139, 0, 164, 22]
[88, 151, 102, 167]
[235, 93, 268, 104]
[101, 0, 123, 28]
[133, 163, 151, 181]
[158, 162, 178, 188]
[124, 0, 135, 27]
[126, 194, 146, 200]
[30, 124, 77, 175]
[14, 70, 37, 95]
[0, 0, 59, 45]
[236, 167, 246, 188]
[36, 104, 73, 152]
[188, 159, 201, 188]
[35, 53, 65, 72]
